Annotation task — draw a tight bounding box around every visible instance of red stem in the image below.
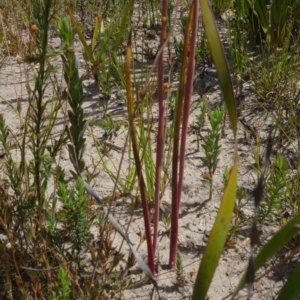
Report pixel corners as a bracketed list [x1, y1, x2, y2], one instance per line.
[125, 33, 155, 273]
[169, 0, 199, 268]
[178, 0, 198, 210]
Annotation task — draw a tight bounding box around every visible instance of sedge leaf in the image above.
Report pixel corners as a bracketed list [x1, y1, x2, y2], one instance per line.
[232, 214, 300, 299]
[192, 160, 238, 300]
[199, 0, 237, 137]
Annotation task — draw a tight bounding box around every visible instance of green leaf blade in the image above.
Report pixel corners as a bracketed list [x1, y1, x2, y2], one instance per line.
[232, 214, 300, 299]
[277, 261, 300, 300]
[199, 0, 237, 137]
[192, 160, 238, 300]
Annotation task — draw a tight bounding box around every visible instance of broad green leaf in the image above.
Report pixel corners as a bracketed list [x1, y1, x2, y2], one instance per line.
[199, 0, 237, 137]
[231, 214, 300, 299]
[192, 160, 238, 300]
[277, 261, 300, 300]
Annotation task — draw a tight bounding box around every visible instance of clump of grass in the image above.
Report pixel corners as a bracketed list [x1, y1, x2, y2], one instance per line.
[211, 0, 231, 17]
[68, 0, 132, 94]
[176, 251, 185, 286]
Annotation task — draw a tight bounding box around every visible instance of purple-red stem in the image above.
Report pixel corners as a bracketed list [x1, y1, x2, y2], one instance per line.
[153, 0, 168, 259]
[125, 32, 155, 273]
[169, 0, 199, 268]
[178, 0, 198, 211]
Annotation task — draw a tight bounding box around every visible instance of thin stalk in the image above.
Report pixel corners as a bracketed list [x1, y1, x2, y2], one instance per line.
[178, 0, 198, 219]
[153, 0, 168, 258]
[125, 32, 155, 273]
[169, 2, 195, 268]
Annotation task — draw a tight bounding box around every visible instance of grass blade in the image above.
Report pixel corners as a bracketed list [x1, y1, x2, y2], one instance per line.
[192, 160, 238, 300]
[231, 214, 300, 299]
[277, 261, 300, 300]
[91, 12, 100, 52]
[200, 0, 237, 137]
[68, 9, 95, 64]
[192, 2, 238, 297]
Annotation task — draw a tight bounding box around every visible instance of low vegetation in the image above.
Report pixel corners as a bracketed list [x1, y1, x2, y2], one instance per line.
[0, 0, 300, 299]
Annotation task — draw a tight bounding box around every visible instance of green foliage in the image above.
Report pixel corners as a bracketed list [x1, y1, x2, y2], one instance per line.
[57, 178, 90, 264]
[235, 0, 300, 48]
[89, 117, 120, 140]
[259, 156, 287, 223]
[1, 0, 300, 298]
[57, 267, 71, 300]
[193, 1, 238, 298]
[176, 251, 185, 285]
[200, 107, 223, 199]
[69, 0, 132, 93]
[58, 17, 87, 172]
[143, 0, 160, 29]
[232, 213, 300, 298]
[211, 0, 231, 16]
[139, 118, 155, 203]
[277, 261, 300, 300]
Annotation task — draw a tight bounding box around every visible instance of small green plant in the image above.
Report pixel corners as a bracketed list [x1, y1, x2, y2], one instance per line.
[176, 251, 185, 286]
[68, 0, 132, 92]
[56, 267, 71, 300]
[58, 16, 87, 172]
[259, 155, 287, 223]
[200, 107, 223, 200]
[162, 215, 171, 232]
[139, 115, 156, 204]
[89, 117, 120, 141]
[195, 26, 212, 67]
[229, 187, 247, 239]
[57, 178, 91, 266]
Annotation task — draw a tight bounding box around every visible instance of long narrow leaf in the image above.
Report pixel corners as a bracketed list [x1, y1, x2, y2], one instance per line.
[277, 261, 300, 300]
[92, 13, 100, 52]
[68, 9, 95, 64]
[192, 2, 238, 298]
[192, 160, 238, 300]
[199, 0, 237, 137]
[231, 214, 300, 299]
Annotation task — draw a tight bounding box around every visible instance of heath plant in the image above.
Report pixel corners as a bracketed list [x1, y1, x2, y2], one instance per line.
[200, 107, 223, 200]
